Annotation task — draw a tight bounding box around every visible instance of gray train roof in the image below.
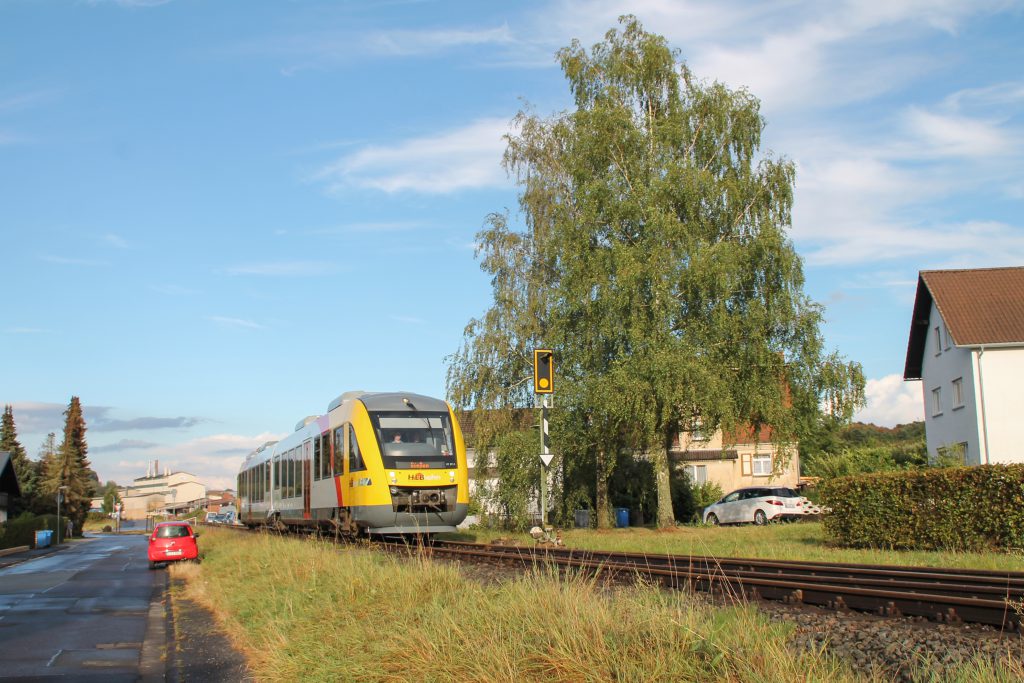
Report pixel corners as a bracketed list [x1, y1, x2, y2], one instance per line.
[328, 391, 449, 413]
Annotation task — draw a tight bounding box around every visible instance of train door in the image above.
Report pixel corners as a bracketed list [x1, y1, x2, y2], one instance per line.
[303, 439, 312, 519]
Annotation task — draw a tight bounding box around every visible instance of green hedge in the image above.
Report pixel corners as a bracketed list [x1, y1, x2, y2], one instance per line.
[820, 464, 1024, 551]
[0, 513, 64, 549]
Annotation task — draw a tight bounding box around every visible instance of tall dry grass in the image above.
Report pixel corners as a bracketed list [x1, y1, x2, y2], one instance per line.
[171, 529, 1022, 682]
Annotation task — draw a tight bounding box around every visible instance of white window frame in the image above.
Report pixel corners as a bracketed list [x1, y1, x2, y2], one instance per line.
[952, 377, 963, 409]
[932, 387, 942, 416]
[944, 325, 951, 350]
[752, 453, 772, 476]
[934, 326, 942, 355]
[684, 464, 707, 485]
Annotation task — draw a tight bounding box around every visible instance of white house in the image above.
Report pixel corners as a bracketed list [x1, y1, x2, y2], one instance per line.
[903, 266, 1024, 465]
[119, 460, 207, 519]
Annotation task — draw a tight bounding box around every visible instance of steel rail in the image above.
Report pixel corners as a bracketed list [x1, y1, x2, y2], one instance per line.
[422, 541, 1024, 629]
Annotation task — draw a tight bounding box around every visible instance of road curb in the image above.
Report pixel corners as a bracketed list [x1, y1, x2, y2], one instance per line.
[140, 568, 168, 682]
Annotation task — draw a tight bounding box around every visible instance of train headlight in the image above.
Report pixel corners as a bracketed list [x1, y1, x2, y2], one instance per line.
[388, 471, 396, 482]
[448, 471, 455, 482]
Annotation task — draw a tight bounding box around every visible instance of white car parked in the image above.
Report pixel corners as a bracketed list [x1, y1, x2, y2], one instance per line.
[702, 486, 806, 526]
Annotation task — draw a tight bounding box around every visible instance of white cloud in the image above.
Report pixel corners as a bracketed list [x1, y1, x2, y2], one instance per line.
[84, 0, 173, 7]
[223, 261, 337, 276]
[151, 284, 200, 295]
[854, 374, 924, 426]
[367, 24, 515, 56]
[904, 108, 1012, 158]
[316, 117, 513, 194]
[40, 254, 108, 266]
[207, 316, 265, 330]
[101, 233, 130, 249]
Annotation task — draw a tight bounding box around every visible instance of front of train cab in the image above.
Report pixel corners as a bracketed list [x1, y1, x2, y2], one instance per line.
[354, 393, 469, 535]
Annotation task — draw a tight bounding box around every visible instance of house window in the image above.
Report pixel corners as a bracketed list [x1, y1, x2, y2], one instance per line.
[752, 453, 772, 476]
[952, 378, 963, 409]
[944, 325, 951, 350]
[937, 442, 968, 465]
[933, 327, 942, 355]
[684, 464, 707, 485]
[932, 387, 942, 416]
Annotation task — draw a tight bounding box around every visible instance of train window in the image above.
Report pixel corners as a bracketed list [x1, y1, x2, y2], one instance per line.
[290, 450, 297, 496]
[289, 449, 296, 497]
[313, 438, 321, 481]
[273, 456, 280, 495]
[370, 411, 457, 470]
[333, 428, 344, 476]
[320, 434, 330, 479]
[348, 424, 365, 472]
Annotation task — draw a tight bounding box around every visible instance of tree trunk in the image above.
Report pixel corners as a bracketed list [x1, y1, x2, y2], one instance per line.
[652, 444, 675, 528]
[595, 446, 614, 528]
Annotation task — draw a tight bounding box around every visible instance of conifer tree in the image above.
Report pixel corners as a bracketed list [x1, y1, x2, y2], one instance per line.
[1, 404, 36, 515]
[35, 432, 58, 514]
[43, 397, 94, 535]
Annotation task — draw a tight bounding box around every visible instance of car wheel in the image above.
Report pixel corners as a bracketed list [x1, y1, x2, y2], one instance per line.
[753, 510, 767, 526]
[705, 513, 719, 526]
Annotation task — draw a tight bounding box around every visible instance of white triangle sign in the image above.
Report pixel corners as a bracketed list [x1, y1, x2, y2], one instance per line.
[540, 453, 554, 467]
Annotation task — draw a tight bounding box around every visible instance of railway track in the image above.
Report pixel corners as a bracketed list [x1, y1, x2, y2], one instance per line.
[420, 540, 1024, 630]
[204, 524, 1024, 629]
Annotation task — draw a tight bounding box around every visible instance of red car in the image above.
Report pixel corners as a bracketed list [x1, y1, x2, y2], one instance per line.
[148, 522, 200, 569]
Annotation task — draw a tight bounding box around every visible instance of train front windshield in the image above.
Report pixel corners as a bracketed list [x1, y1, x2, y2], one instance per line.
[371, 411, 457, 469]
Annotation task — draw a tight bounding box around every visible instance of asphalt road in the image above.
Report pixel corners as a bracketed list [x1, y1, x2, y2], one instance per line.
[0, 535, 165, 682]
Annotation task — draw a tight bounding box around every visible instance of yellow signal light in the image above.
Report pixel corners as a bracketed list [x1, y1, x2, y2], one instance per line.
[534, 349, 554, 394]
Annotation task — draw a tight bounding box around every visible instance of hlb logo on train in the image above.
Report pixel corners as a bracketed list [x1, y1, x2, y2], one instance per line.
[406, 473, 441, 482]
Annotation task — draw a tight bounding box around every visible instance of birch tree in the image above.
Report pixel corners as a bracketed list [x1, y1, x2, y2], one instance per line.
[450, 17, 864, 528]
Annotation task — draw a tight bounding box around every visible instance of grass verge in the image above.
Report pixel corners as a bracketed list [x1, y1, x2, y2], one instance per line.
[171, 529, 1022, 682]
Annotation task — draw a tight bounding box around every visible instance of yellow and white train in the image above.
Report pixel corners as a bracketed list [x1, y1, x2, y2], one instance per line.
[237, 391, 469, 535]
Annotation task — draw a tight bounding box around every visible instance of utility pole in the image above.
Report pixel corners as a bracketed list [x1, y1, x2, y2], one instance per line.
[534, 350, 554, 527]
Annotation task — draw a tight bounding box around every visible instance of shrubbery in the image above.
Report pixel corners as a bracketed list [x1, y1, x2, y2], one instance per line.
[820, 464, 1024, 551]
[0, 512, 63, 549]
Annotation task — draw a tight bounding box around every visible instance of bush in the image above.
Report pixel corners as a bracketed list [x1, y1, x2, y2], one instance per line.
[0, 512, 63, 549]
[820, 464, 1024, 551]
[670, 467, 724, 523]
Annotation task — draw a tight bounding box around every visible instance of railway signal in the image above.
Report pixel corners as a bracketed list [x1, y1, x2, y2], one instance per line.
[533, 349, 554, 394]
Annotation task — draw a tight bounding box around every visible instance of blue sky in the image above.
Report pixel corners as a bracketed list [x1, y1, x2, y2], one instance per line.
[3, 0, 1022, 489]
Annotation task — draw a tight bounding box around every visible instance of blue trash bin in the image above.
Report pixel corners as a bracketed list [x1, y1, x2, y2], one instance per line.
[35, 530, 52, 548]
[615, 507, 629, 528]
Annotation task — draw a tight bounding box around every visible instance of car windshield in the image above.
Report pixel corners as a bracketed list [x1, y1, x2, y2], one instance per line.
[370, 411, 457, 469]
[156, 525, 190, 538]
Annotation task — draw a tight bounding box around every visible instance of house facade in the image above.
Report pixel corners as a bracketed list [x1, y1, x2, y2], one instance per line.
[672, 426, 799, 492]
[904, 267, 1024, 465]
